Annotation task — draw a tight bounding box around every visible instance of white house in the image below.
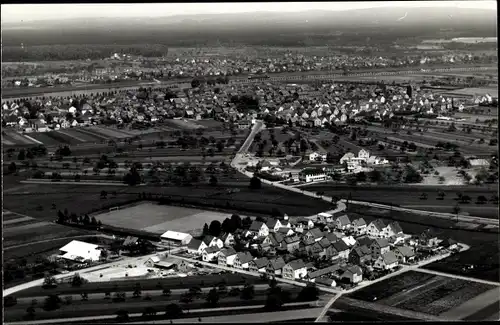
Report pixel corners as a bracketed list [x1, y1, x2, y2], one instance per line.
[202, 246, 221, 262]
[373, 251, 399, 270]
[351, 218, 367, 235]
[218, 247, 238, 266]
[202, 235, 224, 249]
[299, 169, 328, 183]
[309, 151, 328, 162]
[281, 259, 308, 280]
[249, 221, 269, 237]
[233, 251, 254, 269]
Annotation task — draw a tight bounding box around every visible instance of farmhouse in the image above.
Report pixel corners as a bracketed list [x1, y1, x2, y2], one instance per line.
[394, 246, 416, 263]
[373, 251, 399, 270]
[218, 247, 238, 266]
[187, 239, 207, 255]
[370, 238, 391, 259]
[59, 240, 102, 262]
[282, 259, 307, 280]
[340, 265, 363, 284]
[233, 251, 254, 269]
[160, 231, 193, 246]
[249, 257, 269, 273]
[202, 246, 221, 262]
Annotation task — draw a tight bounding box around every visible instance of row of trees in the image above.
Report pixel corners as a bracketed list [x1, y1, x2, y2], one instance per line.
[56, 209, 103, 228]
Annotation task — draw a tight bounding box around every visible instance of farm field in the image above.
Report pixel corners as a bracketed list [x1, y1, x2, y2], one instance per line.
[3, 130, 39, 146]
[90, 126, 133, 139]
[94, 202, 238, 234]
[28, 132, 65, 146]
[193, 119, 224, 129]
[347, 271, 496, 319]
[302, 183, 498, 217]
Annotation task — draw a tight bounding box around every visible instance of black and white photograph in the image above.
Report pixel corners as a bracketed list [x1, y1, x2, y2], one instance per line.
[2, 1, 498, 323]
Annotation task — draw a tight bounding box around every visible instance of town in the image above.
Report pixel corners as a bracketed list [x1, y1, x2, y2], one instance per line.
[2, 2, 499, 324]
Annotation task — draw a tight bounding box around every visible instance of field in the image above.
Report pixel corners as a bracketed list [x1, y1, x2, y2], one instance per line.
[302, 183, 499, 218]
[94, 202, 238, 234]
[347, 271, 496, 319]
[2, 130, 39, 146]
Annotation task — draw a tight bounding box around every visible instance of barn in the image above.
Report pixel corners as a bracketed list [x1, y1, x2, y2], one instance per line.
[160, 231, 193, 246]
[59, 240, 102, 262]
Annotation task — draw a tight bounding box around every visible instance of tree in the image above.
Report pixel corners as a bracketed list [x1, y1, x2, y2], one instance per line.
[209, 175, 218, 187]
[43, 294, 61, 311]
[206, 288, 219, 307]
[230, 214, 242, 230]
[240, 284, 255, 300]
[71, 273, 86, 287]
[452, 204, 461, 216]
[460, 195, 471, 204]
[25, 305, 36, 320]
[437, 191, 445, 200]
[209, 220, 222, 237]
[100, 190, 108, 199]
[202, 223, 209, 235]
[191, 78, 201, 88]
[265, 294, 283, 311]
[420, 193, 428, 200]
[142, 306, 157, 318]
[249, 176, 262, 189]
[8, 162, 17, 173]
[296, 283, 319, 302]
[116, 310, 129, 322]
[476, 195, 488, 204]
[18, 149, 26, 160]
[64, 296, 73, 305]
[163, 289, 172, 297]
[42, 275, 57, 288]
[165, 303, 183, 319]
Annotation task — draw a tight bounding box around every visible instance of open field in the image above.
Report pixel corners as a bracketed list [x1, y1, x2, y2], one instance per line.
[347, 271, 495, 318]
[3, 130, 39, 146]
[94, 202, 236, 234]
[302, 183, 498, 218]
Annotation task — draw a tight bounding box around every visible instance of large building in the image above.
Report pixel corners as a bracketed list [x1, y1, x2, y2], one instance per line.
[299, 168, 328, 183]
[160, 231, 193, 246]
[59, 240, 102, 262]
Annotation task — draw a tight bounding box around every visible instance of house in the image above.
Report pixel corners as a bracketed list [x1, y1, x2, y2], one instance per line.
[349, 245, 372, 265]
[282, 259, 308, 280]
[393, 246, 416, 264]
[233, 251, 254, 269]
[160, 231, 193, 246]
[303, 228, 324, 242]
[373, 251, 399, 270]
[176, 260, 192, 273]
[220, 233, 235, 247]
[335, 215, 352, 230]
[122, 236, 139, 247]
[218, 247, 238, 266]
[202, 246, 221, 262]
[366, 219, 386, 237]
[341, 235, 357, 248]
[442, 238, 459, 251]
[248, 257, 269, 273]
[309, 151, 328, 162]
[202, 235, 224, 249]
[332, 240, 350, 260]
[383, 222, 404, 238]
[370, 238, 391, 259]
[299, 169, 328, 183]
[419, 229, 442, 247]
[187, 239, 207, 255]
[266, 218, 283, 232]
[277, 227, 295, 237]
[284, 235, 301, 252]
[59, 240, 102, 262]
[351, 218, 367, 236]
[249, 221, 270, 237]
[266, 257, 286, 277]
[340, 265, 363, 284]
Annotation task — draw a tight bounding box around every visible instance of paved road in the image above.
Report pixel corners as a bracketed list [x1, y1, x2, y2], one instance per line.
[4, 303, 319, 325]
[414, 268, 500, 286]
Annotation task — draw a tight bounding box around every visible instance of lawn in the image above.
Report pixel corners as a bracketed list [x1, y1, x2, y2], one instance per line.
[92, 126, 132, 139]
[193, 119, 223, 129]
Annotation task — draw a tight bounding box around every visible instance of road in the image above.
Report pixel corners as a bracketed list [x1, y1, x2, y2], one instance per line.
[315, 293, 342, 322]
[4, 303, 319, 325]
[413, 268, 500, 286]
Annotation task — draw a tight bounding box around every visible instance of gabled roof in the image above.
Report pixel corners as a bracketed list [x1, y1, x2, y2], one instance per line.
[381, 251, 398, 265]
[307, 264, 341, 279]
[396, 246, 415, 257]
[284, 235, 300, 244]
[307, 228, 324, 239]
[332, 240, 350, 252]
[123, 236, 139, 246]
[336, 214, 351, 226]
[342, 265, 363, 276]
[204, 246, 221, 254]
[249, 221, 265, 231]
[202, 235, 216, 245]
[219, 247, 237, 257]
[325, 232, 342, 242]
[369, 219, 387, 231]
[352, 218, 366, 227]
[161, 230, 192, 242]
[236, 251, 254, 264]
[266, 218, 279, 229]
[252, 257, 269, 268]
[373, 238, 390, 248]
[389, 221, 403, 234]
[353, 245, 371, 257]
[318, 237, 331, 248]
[285, 259, 306, 270]
[187, 239, 204, 250]
[315, 277, 336, 286]
[268, 257, 286, 270]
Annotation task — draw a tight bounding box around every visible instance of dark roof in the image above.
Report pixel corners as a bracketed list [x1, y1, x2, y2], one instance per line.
[219, 247, 237, 257]
[352, 218, 367, 227]
[204, 246, 220, 254]
[370, 219, 387, 231]
[356, 236, 374, 248]
[307, 228, 324, 239]
[342, 265, 363, 276]
[381, 251, 399, 265]
[187, 239, 203, 250]
[396, 246, 415, 257]
[372, 238, 390, 248]
[315, 277, 335, 286]
[202, 235, 215, 245]
[443, 238, 458, 247]
[284, 235, 300, 244]
[249, 221, 265, 232]
[277, 227, 292, 234]
[308, 265, 341, 279]
[123, 236, 139, 246]
[285, 259, 306, 270]
[266, 218, 279, 229]
[325, 232, 342, 242]
[332, 240, 350, 252]
[318, 237, 331, 248]
[268, 257, 286, 270]
[236, 251, 254, 264]
[252, 257, 269, 268]
[336, 214, 351, 226]
[389, 221, 403, 234]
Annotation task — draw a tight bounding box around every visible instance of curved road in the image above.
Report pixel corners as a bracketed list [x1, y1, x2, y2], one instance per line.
[231, 121, 498, 227]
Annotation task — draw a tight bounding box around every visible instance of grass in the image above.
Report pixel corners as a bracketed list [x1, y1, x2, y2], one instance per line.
[29, 133, 64, 146]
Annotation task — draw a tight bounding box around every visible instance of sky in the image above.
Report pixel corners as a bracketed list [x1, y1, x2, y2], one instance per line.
[1, 1, 497, 24]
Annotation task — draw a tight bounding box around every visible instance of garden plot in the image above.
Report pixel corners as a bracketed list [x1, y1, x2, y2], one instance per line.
[193, 119, 223, 129]
[417, 166, 466, 186]
[90, 126, 131, 139]
[5, 131, 39, 145]
[94, 202, 232, 234]
[28, 132, 64, 146]
[55, 129, 88, 143]
[164, 119, 204, 130]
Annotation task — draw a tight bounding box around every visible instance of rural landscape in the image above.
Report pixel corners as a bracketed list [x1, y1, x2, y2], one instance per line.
[2, 2, 499, 324]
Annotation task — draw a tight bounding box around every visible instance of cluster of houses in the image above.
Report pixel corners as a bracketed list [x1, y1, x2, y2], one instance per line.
[167, 212, 458, 288]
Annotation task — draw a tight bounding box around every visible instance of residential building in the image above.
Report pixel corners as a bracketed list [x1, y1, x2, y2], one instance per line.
[248, 257, 269, 273]
[314, 277, 337, 287]
[298, 168, 328, 183]
[282, 259, 308, 280]
[349, 245, 372, 265]
[366, 219, 386, 237]
[340, 265, 363, 284]
[351, 218, 367, 236]
[335, 215, 352, 230]
[309, 151, 328, 162]
[187, 239, 207, 255]
[266, 257, 286, 277]
[202, 246, 221, 262]
[218, 247, 238, 266]
[202, 235, 224, 248]
[373, 251, 399, 270]
[370, 238, 391, 259]
[393, 246, 416, 264]
[233, 251, 254, 269]
[59, 240, 102, 262]
[332, 240, 350, 260]
[249, 221, 270, 237]
[303, 228, 324, 243]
